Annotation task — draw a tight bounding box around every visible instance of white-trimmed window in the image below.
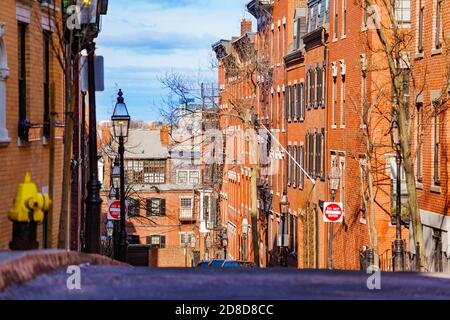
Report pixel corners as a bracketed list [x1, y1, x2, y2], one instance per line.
[177, 170, 188, 184]
[433, 102, 441, 186]
[146, 235, 166, 249]
[340, 76, 346, 127]
[180, 232, 195, 248]
[180, 197, 194, 219]
[395, 0, 411, 27]
[417, 1, 424, 52]
[342, 0, 347, 37]
[332, 76, 337, 127]
[434, 0, 442, 49]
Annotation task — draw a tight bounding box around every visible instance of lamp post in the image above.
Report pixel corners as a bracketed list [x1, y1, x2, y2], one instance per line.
[280, 193, 289, 267]
[111, 159, 121, 260]
[111, 89, 130, 262]
[391, 113, 405, 272]
[84, 41, 102, 254]
[222, 230, 228, 260]
[242, 217, 249, 261]
[328, 164, 341, 270]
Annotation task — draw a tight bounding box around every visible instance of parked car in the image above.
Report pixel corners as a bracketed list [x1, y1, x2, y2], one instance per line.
[197, 261, 210, 268]
[209, 259, 226, 268]
[196, 260, 258, 268]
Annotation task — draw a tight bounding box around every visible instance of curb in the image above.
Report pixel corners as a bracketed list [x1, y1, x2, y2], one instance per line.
[0, 250, 128, 292]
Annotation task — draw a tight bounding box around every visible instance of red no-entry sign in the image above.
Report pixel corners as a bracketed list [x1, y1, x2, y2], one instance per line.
[323, 202, 344, 223]
[107, 200, 127, 220]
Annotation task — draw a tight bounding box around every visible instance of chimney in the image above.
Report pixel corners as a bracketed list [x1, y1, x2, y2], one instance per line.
[101, 122, 111, 146]
[241, 19, 252, 36]
[160, 121, 169, 147]
[149, 121, 158, 131]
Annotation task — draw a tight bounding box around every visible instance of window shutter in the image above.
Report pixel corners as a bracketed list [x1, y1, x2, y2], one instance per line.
[290, 86, 295, 119]
[301, 146, 305, 188]
[311, 70, 316, 108]
[146, 199, 152, 216]
[305, 131, 310, 175]
[316, 131, 321, 177]
[305, 72, 310, 110]
[291, 146, 296, 185]
[299, 16, 307, 46]
[296, 84, 301, 119]
[301, 83, 306, 120]
[160, 198, 166, 216]
[296, 146, 300, 187]
[316, 68, 320, 108]
[321, 67, 326, 108]
[310, 132, 315, 177]
[146, 236, 152, 245]
[160, 236, 166, 248]
[285, 86, 290, 120]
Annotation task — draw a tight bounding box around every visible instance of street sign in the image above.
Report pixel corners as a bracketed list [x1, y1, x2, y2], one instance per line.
[323, 202, 344, 223]
[107, 200, 127, 220]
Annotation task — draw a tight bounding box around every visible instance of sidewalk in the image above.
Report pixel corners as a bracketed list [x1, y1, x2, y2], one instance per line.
[0, 250, 126, 292]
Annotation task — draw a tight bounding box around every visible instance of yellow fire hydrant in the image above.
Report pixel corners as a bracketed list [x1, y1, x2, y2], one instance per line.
[8, 172, 51, 250]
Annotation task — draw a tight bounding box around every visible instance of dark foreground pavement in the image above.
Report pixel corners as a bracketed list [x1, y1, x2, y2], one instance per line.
[1, 265, 450, 300]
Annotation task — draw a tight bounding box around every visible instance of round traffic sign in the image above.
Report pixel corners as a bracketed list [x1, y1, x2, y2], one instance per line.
[324, 203, 343, 222]
[108, 200, 122, 220]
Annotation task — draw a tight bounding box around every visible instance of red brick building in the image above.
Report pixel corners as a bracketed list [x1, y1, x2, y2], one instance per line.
[100, 108, 221, 267]
[0, 0, 65, 249]
[214, 0, 449, 271]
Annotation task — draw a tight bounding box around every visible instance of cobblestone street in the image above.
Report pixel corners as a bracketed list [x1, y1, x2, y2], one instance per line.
[1, 266, 450, 300]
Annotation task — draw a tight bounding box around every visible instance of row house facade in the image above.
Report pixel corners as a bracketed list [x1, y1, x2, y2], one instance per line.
[215, 0, 449, 270]
[0, 0, 65, 249]
[100, 108, 220, 267]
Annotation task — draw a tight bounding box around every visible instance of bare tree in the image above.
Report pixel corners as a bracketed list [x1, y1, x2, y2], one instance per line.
[360, 0, 450, 271]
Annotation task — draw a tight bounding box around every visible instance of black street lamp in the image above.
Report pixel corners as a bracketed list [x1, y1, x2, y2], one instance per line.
[111, 158, 121, 260]
[221, 230, 228, 260]
[242, 217, 249, 261]
[328, 164, 341, 270]
[84, 41, 102, 254]
[279, 193, 289, 267]
[111, 89, 130, 262]
[391, 113, 405, 272]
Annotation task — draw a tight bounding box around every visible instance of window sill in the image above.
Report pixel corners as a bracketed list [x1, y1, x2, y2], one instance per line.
[431, 48, 442, 56]
[0, 137, 11, 147]
[340, 125, 346, 129]
[360, 217, 367, 225]
[416, 182, 423, 190]
[414, 52, 424, 60]
[331, 125, 337, 129]
[341, 34, 347, 40]
[361, 26, 367, 32]
[332, 37, 338, 43]
[360, 124, 367, 129]
[430, 185, 442, 194]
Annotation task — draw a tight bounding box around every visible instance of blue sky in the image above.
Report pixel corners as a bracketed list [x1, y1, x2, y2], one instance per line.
[96, 0, 253, 122]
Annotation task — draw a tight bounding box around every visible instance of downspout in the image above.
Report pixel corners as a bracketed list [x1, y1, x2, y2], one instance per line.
[321, 25, 329, 269]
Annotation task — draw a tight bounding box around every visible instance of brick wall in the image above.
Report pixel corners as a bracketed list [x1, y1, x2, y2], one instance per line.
[0, 0, 64, 249]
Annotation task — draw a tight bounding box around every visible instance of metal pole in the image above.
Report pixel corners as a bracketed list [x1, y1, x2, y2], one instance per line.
[85, 42, 102, 254]
[119, 136, 127, 262]
[394, 154, 404, 271]
[328, 192, 335, 270]
[113, 186, 120, 260]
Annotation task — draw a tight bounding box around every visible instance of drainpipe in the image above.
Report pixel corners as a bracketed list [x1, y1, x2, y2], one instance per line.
[321, 26, 329, 270]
